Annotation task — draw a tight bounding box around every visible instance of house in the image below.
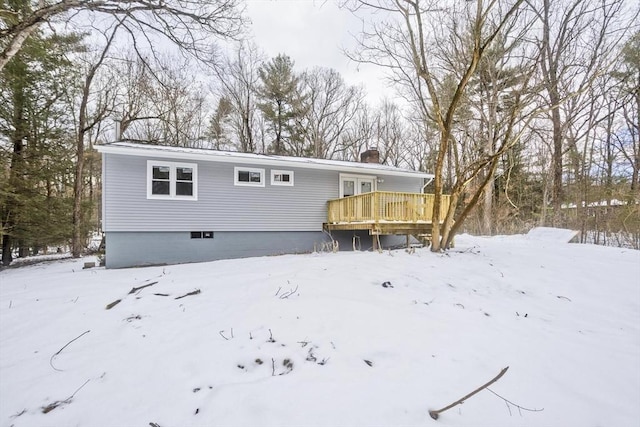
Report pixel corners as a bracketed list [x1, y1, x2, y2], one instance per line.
[96, 142, 448, 268]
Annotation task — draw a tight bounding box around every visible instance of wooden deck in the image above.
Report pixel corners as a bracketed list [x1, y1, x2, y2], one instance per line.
[324, 191, 450, 238]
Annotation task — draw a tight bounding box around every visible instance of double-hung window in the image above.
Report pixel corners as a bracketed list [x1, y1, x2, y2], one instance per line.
[147, 160, 198, 200]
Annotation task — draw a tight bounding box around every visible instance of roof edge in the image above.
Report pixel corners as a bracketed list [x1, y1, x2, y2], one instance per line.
[95, 142, 434, 179]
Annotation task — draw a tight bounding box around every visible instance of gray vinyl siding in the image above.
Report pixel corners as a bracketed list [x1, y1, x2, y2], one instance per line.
[104, 154, 338, 232]
[377, 175, 424, 193]
[103, 153, 425, 232]
[105, 231, 414, 268]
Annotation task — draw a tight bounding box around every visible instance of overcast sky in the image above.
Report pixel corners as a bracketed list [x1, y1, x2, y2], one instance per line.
[244, 0, 394, 104]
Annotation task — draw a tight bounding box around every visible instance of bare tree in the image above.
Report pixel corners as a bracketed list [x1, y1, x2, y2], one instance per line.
[339, 103, 375, 162]
[211, 42, 264, 153]
[346, 0, 531, 250]
[297, 67, 364, 159]
[533, 0, 634, 223]
[0, 0, 244, 71]
[368, 99, 403, 166]
[611, 31, 640, 192]
[67, 26, 119, 257]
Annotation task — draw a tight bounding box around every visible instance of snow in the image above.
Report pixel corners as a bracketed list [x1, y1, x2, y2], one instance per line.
[1, 233, 639, 427]
[526, 227, 580, 243]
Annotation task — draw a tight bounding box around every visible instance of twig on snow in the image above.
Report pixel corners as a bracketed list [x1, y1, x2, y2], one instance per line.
[128, 281, 158, 295]
[105, 299, 121, 310]
[219, 329, 234, 340]
[429, 366, 509, 420]
[556, 295, 572, 302]
[10, 409, 26, 418]
[49, 330, 91, 371]
[42, 379, 90, 413]
[175, 289, 201, 300]
[279, 284, 298, 299]
[485, 387, 544, 415]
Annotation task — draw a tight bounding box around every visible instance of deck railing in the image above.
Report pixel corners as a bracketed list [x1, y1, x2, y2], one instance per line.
[327, 191, 451, 224]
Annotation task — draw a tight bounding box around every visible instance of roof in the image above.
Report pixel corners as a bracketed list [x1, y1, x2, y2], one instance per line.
[95, 141, 434, 179]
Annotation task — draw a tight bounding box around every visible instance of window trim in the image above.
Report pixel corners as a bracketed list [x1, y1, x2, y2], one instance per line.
[234, 166, 265, 187]
[339, 173, 377, 198]
[147, 160, 198, 200]
[271, 169, 294, 186]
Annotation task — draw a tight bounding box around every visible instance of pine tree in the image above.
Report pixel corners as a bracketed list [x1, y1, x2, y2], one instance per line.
[255, 54, 305, 155]
[0, 2, 83, 265]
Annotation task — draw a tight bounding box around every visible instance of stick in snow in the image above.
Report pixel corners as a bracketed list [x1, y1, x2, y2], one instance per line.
[49, 330, 91, 371]
[105, 299, 121, 310]
[175, 289, 201, 299]
[128, 281, 158, 294]
[42, 379, 90, 413]
[428, 366, 509, 420]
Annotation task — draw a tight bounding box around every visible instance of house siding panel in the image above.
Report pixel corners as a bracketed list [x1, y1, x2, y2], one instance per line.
[377, 175, 424, 193]
[104, 154, 343, 232]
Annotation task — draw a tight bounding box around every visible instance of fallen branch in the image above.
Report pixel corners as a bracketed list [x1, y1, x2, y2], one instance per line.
[105, 299, 121, 310]
[175, 289, 201, 300]
[42, 379, 90, 413]
[49, 330, 91, 372]
[128, 281, 158, 294]
[10, 409, 26, 419]
[279, 285, 298, 299]
[429, 366, 509, 420]
[219, 329, 234, 340]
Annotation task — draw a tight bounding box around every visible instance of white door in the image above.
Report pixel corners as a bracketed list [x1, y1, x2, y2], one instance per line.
[341, 175, 375, 198]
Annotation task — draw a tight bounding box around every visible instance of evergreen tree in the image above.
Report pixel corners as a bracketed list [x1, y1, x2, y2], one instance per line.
[256, 54, 305, 155]
[0, 1, 82, 265]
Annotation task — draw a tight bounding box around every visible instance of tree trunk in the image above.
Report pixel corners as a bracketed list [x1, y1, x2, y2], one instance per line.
[430, 131, 450, 251]
[71, 24, 119, 257]
[72, 129, 86, 258]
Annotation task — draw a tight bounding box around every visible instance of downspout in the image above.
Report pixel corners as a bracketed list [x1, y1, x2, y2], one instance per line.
[422, 177, 434, 193]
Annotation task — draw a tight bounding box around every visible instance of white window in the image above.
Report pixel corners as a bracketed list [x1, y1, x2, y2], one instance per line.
[271, 170, 294, 186]
[234, 167, 265, 187]
[147, 160, 198, 200]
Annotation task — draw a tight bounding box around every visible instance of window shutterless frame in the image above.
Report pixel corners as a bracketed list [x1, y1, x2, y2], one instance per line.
[234, 166, 265, 187]
[147, 160, 198, 200]
[271, 169, 294, 186]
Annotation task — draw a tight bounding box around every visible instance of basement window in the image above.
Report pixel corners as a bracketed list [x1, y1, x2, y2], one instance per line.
[271, 170, 294, 186]
[234, 167, 265, 187]
[147, 161, 197, 200]
[191, 231, 214, 239]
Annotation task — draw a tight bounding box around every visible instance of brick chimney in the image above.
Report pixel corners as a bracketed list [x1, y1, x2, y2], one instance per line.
[360, 147, 380, 163]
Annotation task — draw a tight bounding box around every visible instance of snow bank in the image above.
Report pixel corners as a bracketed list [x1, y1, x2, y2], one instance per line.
[526, 226, 580, 243]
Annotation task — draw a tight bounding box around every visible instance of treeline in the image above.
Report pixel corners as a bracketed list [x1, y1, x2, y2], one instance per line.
[1, 0, 639, 265]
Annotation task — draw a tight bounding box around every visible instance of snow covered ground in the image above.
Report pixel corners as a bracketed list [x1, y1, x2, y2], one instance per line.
[1, 233, 639, 427]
